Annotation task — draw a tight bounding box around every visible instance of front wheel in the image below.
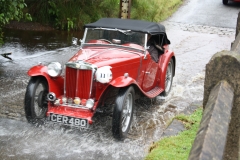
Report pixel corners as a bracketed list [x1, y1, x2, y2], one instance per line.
[222, 0, 228, 5]
[24, 77, 49, 124]
[112, 86, 135, 140]
[161, 59, 174, 97]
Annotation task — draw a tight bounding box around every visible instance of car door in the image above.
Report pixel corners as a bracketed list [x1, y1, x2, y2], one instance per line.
[141, 53, 158, 91]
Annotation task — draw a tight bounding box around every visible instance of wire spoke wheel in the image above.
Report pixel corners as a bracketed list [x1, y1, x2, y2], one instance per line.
[33, 83, 47, 117]
[24, 77, 48, 124]
[112, 86, 135, 140]
[161, 59, 174, 96]
[165, 61, 173, 92]
[121, 92, 133, 132]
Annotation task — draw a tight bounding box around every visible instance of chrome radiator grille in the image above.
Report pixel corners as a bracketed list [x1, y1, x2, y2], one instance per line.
[65, 67, 93, 99]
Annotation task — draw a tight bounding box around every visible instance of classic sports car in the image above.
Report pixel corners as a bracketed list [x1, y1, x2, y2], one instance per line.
[222, 0, 240, 5]
[24, 18, 175, 140]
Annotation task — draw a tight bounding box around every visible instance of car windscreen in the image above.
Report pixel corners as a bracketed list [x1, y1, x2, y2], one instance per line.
[84, 28, 145, 47]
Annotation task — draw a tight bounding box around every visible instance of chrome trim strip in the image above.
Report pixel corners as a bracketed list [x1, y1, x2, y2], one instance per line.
[82, 43, 145, 53]
[89, 68, 97, 97]
[80, 28, 88, 48]
[61, 104, 91, 110]
[144, 33, 148, 59]
[76, 67, 80, 96]
[92, 27, 131, 32]
[65, 60, 97, 70]
[64, 65, 66, 97]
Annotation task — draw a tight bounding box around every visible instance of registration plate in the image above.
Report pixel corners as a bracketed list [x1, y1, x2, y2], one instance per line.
[49, 113, 88, 128]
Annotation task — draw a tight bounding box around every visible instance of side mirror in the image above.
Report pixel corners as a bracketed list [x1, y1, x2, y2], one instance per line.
[79, 39, 83, 44]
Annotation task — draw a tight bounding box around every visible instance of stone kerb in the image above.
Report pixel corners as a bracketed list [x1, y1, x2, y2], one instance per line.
[231, 32, 240, 52]
[203, 51, 240, 160]
[188, 80, 233, 160]
[232, 11, 240, 53]
[235, 12, 240, 38]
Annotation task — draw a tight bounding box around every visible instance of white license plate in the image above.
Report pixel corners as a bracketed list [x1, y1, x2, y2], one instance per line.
[49, 113, 88, 128]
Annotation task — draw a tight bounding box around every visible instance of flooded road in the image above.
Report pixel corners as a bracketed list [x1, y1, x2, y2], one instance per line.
[0, 0, 240, 159]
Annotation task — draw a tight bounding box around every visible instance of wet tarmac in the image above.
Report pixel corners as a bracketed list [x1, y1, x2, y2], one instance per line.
[0, 0, 240, 159]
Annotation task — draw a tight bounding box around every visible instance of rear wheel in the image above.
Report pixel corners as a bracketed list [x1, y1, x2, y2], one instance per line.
[223, 0, 228, 5]
[112, 86, 135, 140]
[24, 77, 48, 124]
[161, 59, 174, 96]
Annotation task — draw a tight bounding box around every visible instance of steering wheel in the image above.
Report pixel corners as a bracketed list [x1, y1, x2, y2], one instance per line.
[98, 39, 112, 44]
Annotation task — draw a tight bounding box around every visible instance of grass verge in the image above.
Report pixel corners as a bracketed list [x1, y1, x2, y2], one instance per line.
[145, 107, 203, 160]
[132, 0, 183, 22]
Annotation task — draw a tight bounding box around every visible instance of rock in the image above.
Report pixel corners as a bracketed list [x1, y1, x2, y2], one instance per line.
[203, 51, 240, 159]
[162, 119, 185, 137]
[236, 12, 240, 38]
[189, 81, 234, 160]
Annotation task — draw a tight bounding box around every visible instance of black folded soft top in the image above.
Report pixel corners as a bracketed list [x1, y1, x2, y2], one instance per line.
[84, 18, 170, 45]
[85, 18, 167, 35]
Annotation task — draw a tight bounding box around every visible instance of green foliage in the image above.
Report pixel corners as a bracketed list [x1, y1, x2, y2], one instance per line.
[0, 0, 31, 26]
[0, 28, 3, 46]
[145, 107, 203, 160]
[99, 0, 119, 17]
[131, 0, 182, 22]
[25, 0, 182, 31]
[25, 0, 50, 23]
[0, 0, 31, 46]
[0, 0, 183, 45]
[25, 0, 119, 31]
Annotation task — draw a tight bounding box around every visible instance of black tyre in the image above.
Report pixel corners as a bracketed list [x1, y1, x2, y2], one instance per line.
[24, 77, 48, 124]
[223, 0, 228, 5]
[161, 59, 174, 97]
[112, 86, 135, 140]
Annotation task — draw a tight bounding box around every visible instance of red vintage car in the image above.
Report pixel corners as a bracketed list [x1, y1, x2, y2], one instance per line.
[223, 0, 240, 4]
[24, 18, 175, 140]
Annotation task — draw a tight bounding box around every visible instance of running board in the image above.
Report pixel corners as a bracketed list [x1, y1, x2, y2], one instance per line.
[144, 86, 164, 98]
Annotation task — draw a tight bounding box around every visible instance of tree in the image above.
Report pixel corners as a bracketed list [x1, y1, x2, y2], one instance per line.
[0, 0, 31, 46]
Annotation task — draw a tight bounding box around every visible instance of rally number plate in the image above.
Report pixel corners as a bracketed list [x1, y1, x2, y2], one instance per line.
[49, 113, 88, 128]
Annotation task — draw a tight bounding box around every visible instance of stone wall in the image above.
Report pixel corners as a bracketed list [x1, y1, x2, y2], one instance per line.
[191, 51, 240, 159]
[206, 51, 240, 159]
[189, 50, 240, 159]
[236, 12, 240, 38]
[189, 80, 233, 160]
[189, 10, 240, 159]
[208, 42, 240, 159]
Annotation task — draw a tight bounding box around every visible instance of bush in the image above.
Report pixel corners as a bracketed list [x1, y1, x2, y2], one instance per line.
[0, 0, 31, 46]
[25, 0, 119, 31]
[25, 0, 182, 31]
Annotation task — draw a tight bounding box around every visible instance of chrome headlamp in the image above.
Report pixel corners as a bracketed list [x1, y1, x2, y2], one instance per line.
[47, 62, 62, 77]
[95, 66, 112, 83]
[86, 99, 94, 109]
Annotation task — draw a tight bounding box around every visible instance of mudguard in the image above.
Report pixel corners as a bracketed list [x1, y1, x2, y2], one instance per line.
[109, 76, 137, 87]
[159, 50, 175, 89]
[27, 65, 64, 97]
[109, 75, 162, 98]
